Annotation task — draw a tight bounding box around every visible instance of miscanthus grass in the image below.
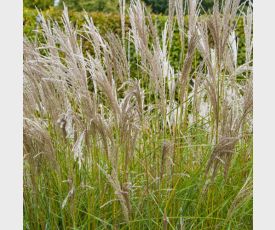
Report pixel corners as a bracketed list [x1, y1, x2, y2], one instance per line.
[23, 0, 253, 229]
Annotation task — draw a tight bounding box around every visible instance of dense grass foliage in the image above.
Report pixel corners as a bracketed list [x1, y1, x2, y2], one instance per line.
[23, 0, 253, 229]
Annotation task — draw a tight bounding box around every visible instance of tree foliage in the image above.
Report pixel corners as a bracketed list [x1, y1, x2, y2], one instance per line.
[144, 0, 168, 14]
[23, 0, 251, 14]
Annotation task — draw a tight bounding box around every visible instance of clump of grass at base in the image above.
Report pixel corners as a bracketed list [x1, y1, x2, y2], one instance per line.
[23, 0, 253, 229]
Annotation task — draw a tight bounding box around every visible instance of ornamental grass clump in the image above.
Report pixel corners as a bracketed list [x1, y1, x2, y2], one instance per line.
[24, 0, 253, 228]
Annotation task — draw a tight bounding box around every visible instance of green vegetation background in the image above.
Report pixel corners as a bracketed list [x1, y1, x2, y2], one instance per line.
[24, 0, 250, 14]
[23, 7, 247, 68]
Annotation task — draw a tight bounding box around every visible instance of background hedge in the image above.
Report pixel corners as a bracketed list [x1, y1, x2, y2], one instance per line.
[23, 7, 246, 68]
